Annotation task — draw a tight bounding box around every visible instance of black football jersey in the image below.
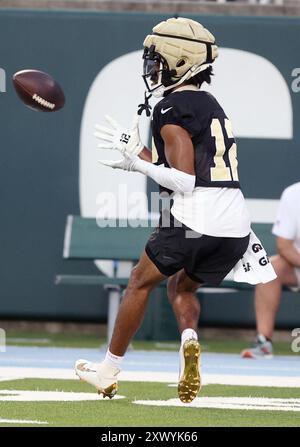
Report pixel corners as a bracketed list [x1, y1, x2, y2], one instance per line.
[151, 89, 240, 194]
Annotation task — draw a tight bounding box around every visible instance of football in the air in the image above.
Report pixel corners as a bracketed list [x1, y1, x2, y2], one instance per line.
[12, 69, 65, 112]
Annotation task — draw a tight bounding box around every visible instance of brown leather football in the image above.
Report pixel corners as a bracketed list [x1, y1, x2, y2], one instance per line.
[13, 69, 65, 112]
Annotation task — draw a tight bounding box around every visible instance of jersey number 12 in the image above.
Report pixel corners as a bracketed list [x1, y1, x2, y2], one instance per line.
[210, 118, 239, 182]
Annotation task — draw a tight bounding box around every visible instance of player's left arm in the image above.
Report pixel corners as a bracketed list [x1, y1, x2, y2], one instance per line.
[160, 124, 195, 175]
[130, 123, 195, 193]
[276, 237, 300, 268]
[136, 122, 196, 166]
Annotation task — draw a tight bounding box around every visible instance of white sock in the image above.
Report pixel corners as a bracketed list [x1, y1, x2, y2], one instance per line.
[104, 349, 124, 370]
[181, 328, 198, 345]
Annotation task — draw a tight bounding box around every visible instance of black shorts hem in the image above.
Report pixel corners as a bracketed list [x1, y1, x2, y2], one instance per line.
[184, 270, 205, 285]
[184, 269, 225, 286]
[145, 245, 178, 277]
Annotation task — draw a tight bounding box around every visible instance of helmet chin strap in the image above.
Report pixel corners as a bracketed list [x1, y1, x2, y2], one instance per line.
[137, 92, 152, 116]
[138, 63, 211, 116]
[152, 62, 211, 98]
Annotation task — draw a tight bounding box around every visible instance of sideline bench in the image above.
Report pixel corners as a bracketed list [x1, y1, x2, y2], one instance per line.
[56, 215, 277, 341]
[56, 216, 160, 341]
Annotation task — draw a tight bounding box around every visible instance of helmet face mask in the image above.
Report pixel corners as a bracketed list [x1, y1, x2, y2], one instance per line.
[142, 46, 175, 98]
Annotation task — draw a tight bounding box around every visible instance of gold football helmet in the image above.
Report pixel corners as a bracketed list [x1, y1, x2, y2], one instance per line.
[143, 17, 218, 97]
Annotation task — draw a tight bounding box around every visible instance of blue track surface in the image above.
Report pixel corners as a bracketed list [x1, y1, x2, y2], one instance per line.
[0, 346, 299, 378]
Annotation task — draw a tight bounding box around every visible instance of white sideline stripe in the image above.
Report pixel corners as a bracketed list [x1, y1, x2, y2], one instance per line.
[0, 367, 74, 381]
[0, 367, 178, 383]
[0, 390, 124, 401]
[63, 215, 73, 258]
[134, 397, 300, 412]
[0, 418, 48, 425]
[171, 373, 300, 388]
[204, 374, 300, 388]
[1, 367, 300, 388]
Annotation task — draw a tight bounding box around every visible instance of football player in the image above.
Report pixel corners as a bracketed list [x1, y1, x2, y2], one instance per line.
[75, 17, 251, 403]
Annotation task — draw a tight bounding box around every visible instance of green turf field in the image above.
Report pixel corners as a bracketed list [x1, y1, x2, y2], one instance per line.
[0, 379, 300, 427]
[1, 330, 299, 427]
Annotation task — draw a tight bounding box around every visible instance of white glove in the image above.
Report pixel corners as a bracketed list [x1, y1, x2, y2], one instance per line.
[98, 153, 140, 172]
[94, 114, 144, 156]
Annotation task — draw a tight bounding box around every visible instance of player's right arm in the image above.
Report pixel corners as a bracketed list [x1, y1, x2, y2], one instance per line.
[96, 116, 195, 194]
[94, 111, 195, 194]
[138, 147, 152, 163]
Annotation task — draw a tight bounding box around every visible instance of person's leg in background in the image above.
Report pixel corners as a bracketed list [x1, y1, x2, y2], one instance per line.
[167, 270, 201, 403]
[242, 254, 298, 358]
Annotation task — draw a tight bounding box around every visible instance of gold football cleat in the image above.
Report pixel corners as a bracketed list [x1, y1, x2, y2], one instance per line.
[98, 383, 118, 399]
[75, 359, 119, 399]
[178, 339, 201, 404]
